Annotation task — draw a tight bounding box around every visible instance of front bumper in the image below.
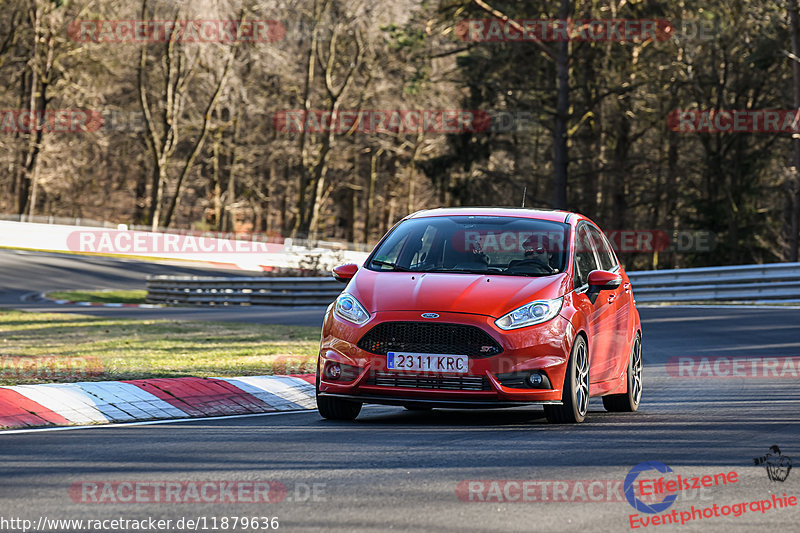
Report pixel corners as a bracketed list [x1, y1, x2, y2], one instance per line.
[318, 310, 574, 405]
[318, 392, 562, 408]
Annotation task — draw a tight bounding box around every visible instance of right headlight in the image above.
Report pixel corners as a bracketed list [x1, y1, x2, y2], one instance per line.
[333, 293, 370, 325]
[495, 297, 563, 330]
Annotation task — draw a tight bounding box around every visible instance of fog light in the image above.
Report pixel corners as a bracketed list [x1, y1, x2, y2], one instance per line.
[325, 362, 342, 380]
[528, 373, 543, 386]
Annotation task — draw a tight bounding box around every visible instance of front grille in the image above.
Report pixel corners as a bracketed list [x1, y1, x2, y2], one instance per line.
[357, 322, 502, 357]
[366, 371, 491, 391]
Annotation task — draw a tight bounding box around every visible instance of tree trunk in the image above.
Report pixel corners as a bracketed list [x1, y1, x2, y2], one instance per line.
[787, 0, 800, 261]
[133, 169, 149, 224]
[305, 131, 333, 238]
[211, 131, 222, 230]
[264, 161, 276, 234]
[665, 129, 679, 268]
[17, 4, 51, 216]
[364, 148, 381, 243]
[282, 163, 291, 236]
[552, 0, 571, 209]
[291, 3, 320, 238]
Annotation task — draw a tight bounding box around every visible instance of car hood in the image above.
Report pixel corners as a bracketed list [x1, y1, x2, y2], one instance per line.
[349, 269, 571, 318]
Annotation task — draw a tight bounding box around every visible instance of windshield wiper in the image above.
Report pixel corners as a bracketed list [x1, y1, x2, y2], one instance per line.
[500, 271, 554, 277]
[427, 268, 493, 275]
[426, 268, 556, 277]
[370, 259, 412, 272]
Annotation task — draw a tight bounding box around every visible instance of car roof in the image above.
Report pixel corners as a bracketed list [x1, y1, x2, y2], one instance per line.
[406, 207, 577, 224]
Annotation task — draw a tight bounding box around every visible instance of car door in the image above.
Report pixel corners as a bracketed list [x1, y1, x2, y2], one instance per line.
[586, 225, 631, 382]
[572, 224, 616, 385]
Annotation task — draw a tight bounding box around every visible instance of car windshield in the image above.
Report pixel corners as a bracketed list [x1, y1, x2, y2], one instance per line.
[367, 215, 570, 276]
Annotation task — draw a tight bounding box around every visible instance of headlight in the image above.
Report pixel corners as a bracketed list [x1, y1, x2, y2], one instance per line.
[495, 297, 563, 330]
[333, 293, 370, 325]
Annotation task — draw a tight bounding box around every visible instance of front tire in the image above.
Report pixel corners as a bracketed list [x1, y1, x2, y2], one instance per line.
[602, 333, 643, 412]
[544, 335, 589, 424]
[317, 395, 362, 420]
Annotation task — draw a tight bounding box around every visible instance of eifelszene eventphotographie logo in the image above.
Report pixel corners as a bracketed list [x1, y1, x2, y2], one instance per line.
[625, 461, 679, 514]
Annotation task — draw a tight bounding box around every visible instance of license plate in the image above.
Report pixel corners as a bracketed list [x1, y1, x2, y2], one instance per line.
[387, 352, 469, 373]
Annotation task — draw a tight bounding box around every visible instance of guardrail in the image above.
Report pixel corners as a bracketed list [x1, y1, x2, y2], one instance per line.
[627, 263, 800, 302]
[146, 262, 800, 306]
[146, 276, 342, 306]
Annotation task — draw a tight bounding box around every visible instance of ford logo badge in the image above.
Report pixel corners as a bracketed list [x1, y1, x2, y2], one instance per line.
[421, 313, 439, 319]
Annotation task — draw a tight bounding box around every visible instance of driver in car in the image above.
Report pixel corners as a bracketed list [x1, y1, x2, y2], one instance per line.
[519, 234, 555, 272]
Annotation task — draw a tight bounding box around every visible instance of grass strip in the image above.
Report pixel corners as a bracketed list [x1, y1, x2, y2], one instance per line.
[0, 310, 319, 385]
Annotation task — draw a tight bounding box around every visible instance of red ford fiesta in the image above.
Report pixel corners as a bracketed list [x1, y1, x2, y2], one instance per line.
[316, 208, 642, 423]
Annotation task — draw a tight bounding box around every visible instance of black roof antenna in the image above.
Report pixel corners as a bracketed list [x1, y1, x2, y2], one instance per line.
[521, 186, 527, 208]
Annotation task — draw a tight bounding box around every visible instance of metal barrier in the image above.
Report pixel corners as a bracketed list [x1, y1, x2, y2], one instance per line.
[147, 263, 800, 306]
[146, 276, 343, 306]
[627, 263, 800, 302]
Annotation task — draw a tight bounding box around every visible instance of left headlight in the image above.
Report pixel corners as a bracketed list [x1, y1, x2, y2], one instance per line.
[333, 293, 370, 325]
[495, 297, 563, 330]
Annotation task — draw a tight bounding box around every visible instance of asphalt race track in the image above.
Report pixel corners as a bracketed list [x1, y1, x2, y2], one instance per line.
[1, 250, 799, 531]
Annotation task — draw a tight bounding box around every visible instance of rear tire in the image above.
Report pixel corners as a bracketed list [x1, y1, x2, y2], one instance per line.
[602, 333, 643, 412]
[317, 395, 362, 420]
[544, 335, 589, 424]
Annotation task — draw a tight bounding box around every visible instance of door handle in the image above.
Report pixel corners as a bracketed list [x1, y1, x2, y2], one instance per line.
[623, 282, 631, 293]
[607, 293, 618, 304]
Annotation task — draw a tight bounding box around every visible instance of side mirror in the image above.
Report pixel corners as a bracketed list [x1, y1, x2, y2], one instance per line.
[332, 263, 358, 283]
[587, 270, 622, 290]
[586, 270, 622, 303]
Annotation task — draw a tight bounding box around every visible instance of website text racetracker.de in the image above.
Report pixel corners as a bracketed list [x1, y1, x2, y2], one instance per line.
[451, 229, 713, 255]
[68, 481, 331, 504]
[0, 516, 279, 532]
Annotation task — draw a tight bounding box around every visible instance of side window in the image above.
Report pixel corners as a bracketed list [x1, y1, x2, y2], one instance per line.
[372, 233, 409, 270]
[574, 225, 599, 288]
[601, 233, 620, 270]
[588, 226, 618, 271]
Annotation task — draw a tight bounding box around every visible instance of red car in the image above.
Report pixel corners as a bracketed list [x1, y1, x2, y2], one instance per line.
[316, 208, 642, 424]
